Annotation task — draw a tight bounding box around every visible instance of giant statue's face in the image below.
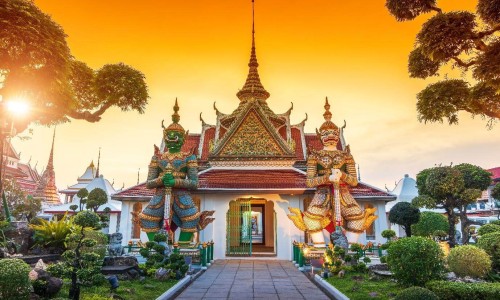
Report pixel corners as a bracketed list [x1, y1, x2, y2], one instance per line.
[320, 129, 339, 148]
[165, 130, 185, 153]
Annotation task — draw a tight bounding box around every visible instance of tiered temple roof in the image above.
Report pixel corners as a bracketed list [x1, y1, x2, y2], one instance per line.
[59, 161, 97, 200]
[2, 139, 41, 195]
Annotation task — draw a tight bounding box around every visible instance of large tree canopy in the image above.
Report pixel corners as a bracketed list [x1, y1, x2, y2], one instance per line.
[0, 0, 148, 133]
[386, 0, 500, 128]
[412, 163, 492, 246]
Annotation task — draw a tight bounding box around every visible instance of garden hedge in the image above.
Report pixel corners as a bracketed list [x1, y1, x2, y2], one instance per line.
[426, 280, 500, 300]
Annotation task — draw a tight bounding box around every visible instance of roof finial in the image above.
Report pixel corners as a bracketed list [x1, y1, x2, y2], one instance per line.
[236, 0, 270, 101]
[96, 147, 101, 177]
[357, 164, 361, 181]
[137, 168, 140, 185]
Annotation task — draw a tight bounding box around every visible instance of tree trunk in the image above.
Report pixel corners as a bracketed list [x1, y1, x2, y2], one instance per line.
[403, 225, 412, 237]
[68, 271, 79, 300]
[446, 207, 456, 248]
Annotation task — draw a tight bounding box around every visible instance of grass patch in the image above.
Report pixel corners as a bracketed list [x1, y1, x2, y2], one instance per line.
[326, 272, 405, 300]
[55, 278, 178, 300]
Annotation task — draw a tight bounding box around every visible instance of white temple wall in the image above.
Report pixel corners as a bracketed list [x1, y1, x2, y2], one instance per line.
[200, 192, 305, 260]
[119, 202, 131, 245]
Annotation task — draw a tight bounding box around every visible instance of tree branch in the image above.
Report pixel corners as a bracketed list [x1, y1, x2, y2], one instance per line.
[430, 5, 442, 14]
[66, 102, 114, 122]
[451, 57, 476, 69]
[476, 23, 500, 39]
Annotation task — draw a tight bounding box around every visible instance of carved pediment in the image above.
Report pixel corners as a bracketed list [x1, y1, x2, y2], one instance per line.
[210, 103, 295, 159]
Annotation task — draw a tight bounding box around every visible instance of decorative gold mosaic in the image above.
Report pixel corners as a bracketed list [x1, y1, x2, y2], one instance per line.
[219, 111, 286, 156]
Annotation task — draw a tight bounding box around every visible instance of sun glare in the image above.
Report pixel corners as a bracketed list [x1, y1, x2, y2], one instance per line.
[6, 98, 30, 116]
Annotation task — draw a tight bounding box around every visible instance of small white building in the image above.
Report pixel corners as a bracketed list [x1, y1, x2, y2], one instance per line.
[386, 174, 418, 237]
[45, 165, 121, 234]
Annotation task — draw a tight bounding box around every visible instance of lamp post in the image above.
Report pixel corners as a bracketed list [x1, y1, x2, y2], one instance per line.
[0, 97, 30, 221]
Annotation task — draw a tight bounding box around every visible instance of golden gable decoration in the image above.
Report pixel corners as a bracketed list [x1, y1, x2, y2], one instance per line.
[219, 111, 285, 156]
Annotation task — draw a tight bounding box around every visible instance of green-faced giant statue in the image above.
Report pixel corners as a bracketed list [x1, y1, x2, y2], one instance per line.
[139, 99, 214, 243]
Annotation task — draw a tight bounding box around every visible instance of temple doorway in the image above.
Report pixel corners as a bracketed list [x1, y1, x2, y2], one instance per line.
[226, 198, 276, 256]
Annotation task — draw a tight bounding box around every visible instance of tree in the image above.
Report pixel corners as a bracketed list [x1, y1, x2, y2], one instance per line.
[0, 0, 149, 133]
[385, 0, 500, 128]
[413, 164, 492, 247]
[412, 211, 449, 237]
[0, 178, 41, 221]
[47, 211, 104, 300]
[85, 188, 107, 212]
[389, 202, 420, 237]
[76, 188, 88, 212]
[492, 183, 500, 219]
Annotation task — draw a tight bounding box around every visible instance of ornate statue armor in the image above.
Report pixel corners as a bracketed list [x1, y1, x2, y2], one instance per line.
[288, 98, 377, 245]
[139, 100, 214, 241]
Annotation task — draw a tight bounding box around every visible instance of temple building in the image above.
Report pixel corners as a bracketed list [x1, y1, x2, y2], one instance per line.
[35, 130, 61, 206]
[59, 161, 97, 204]
[2, 139, 41, 195]
[44, 157, 122, 233]
[112, 11, 395, 259]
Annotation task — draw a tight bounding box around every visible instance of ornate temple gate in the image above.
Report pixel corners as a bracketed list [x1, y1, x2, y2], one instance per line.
[226, 199, 252, 256]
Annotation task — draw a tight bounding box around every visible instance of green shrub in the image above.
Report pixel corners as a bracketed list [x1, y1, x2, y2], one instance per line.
[477, 231, 500, 271]
[387, 236, 445, 286]
[380, 256, 387, 263]
[30, 214, 75, 249]
[490, 220, 500, 226]
[67, 229, 108, 259]
[478, 224, 500, 236]
[0, 259, 32, 300]
[74, 210, 101, 229]
[412, 211, 448, 237]
[447, 245, 492, 278]
[426, 280, 500, 300]
[381, 229, 396, 240]
[395, 286, 438, 300]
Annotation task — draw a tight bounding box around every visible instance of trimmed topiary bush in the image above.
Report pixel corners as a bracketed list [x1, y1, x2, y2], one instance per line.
[0, 258, 32, 300]
[67, 229, 108, 259]
[490, 220, 500, 226]
[447, 245, 492, 278]
[477, 231, 500, 271]
[387, 236, 445, 286]
[477, 223, 500, 236]
[381, 229, 396, 241]
[412, 211, 449, 237]
[426, 280, 500, 300]
[395, 286, 439, 300]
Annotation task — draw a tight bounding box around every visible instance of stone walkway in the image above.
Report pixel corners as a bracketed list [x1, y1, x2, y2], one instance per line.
[175, 260, 331, 300]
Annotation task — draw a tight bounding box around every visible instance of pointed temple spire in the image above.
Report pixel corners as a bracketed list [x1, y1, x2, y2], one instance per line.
[236, 0, 270, 102]
[35, 128, 60, 205]
[96, 147, 101, 177]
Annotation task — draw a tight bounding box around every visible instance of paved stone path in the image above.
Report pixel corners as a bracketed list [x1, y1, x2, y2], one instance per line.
[175, 259, 331, 300]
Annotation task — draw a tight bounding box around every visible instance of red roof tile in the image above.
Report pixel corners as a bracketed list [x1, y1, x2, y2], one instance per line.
[182, 134, 200, 154]
[291, 128, 305, 160]
[199, 169, 307, 189]
[112, 169, 394, 199]
[201, 128, 215, 160]
[489, 167, 500, 181]
[4, 165, 28, 178]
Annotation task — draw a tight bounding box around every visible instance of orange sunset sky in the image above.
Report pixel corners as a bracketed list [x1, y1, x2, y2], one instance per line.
[11, 0, 499, 195]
